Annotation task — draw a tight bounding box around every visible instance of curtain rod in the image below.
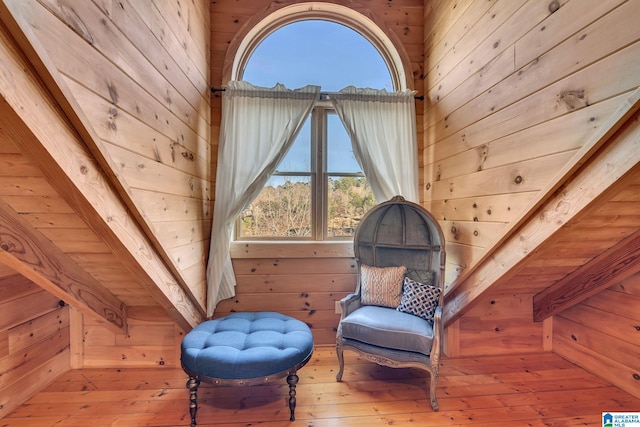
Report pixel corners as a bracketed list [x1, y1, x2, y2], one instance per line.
[210, 87, 424, 101]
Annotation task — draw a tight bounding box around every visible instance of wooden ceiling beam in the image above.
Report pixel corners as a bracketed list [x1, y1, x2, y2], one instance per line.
[533, 227, 640, 321]
[0, 197, 127, 334]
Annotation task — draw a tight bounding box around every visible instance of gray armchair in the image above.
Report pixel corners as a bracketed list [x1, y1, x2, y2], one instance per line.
[336, 196, 446, 410]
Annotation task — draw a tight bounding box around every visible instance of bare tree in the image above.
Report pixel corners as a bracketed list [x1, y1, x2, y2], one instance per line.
[240, 177, 374, 238]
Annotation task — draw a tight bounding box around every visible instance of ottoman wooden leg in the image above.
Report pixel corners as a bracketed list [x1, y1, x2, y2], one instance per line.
[186, 376, 201, 427]
[286, 372, 299, 421]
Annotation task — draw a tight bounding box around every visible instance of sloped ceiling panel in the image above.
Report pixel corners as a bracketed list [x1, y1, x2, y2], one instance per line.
[3, 0, 212, 311]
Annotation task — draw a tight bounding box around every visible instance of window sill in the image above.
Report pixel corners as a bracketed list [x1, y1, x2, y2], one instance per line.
[230, 241, 354, 259]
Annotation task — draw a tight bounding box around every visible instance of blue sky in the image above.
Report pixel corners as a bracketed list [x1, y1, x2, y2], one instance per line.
[241, 20, 392, 174]
[242, 20, 392, 91]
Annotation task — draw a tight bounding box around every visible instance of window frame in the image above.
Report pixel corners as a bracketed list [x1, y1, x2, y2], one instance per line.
[230, 4, 409, 242]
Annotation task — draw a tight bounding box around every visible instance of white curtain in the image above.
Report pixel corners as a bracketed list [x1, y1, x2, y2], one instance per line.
[206, 81, 320, 316]
[330, 86, 419, 203]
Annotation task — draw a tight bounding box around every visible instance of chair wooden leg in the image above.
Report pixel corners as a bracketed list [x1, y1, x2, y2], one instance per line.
[429, 372, 439, 411]
[335, 341, 345, 381]
[186, 376, 201, 426]
[286, 373, 299, 421]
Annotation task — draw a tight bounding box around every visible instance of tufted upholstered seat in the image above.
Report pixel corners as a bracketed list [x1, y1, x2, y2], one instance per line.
[181, 312, 314, 426]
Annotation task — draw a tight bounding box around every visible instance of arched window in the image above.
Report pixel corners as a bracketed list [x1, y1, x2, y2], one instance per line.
[232, 5, 408, 240]
[231, 3, 408, 90]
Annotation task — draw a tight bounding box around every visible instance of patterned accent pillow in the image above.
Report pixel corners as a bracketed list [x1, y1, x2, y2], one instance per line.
[360, 264, 407, 308]
[397, 276, 441, 323]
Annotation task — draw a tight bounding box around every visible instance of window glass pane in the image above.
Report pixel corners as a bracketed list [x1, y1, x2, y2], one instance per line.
[327, 176, 375, 237]
[243, 20, 392, 91]
[327, 114, 361, 173]
[276, 115, 311, 173]
[239, 175, 311, 238]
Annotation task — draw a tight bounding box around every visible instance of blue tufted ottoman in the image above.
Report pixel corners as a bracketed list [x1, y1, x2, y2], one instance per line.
[180, 312, 314, 425]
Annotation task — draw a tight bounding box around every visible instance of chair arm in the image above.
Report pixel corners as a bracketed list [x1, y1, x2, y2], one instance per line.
[431, 306, 443, 363]
[433, 306, 443, 329]
[339, 293, 362, 319]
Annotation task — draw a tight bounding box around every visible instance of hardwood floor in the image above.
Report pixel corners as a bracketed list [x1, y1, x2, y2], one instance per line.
[3, 346, 639, 426]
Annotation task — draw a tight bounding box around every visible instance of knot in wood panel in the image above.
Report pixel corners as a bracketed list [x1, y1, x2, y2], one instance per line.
[103, 307, 125, 328]
[557, 89, 587, 111]
[0, 236, 19, 253]
[450, 225, 459, 240]
[59, 3, 94, 44]
[477, 145, 488, 171]
[107, 84, 118, 104]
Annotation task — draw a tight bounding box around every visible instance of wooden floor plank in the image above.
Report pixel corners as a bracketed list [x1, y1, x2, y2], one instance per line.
[3, 346, 639, 426]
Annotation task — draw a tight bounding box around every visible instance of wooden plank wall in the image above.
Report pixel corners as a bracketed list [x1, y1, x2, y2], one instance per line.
[216, 243, 357, 344]
[441, 167, 640, 364]
[547, 173, 640, 398]
[424, 1, 640, 354]
[444, 289, 548, 357]
[8, 0, 212, 308]
[0, 264, 70, 419]
[445, 163, 640, 362]
[423, 0, 640, 287]
[210, 0, 424, 345]
[79, 306, 184, 369]
[553, 273, 640, 399]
